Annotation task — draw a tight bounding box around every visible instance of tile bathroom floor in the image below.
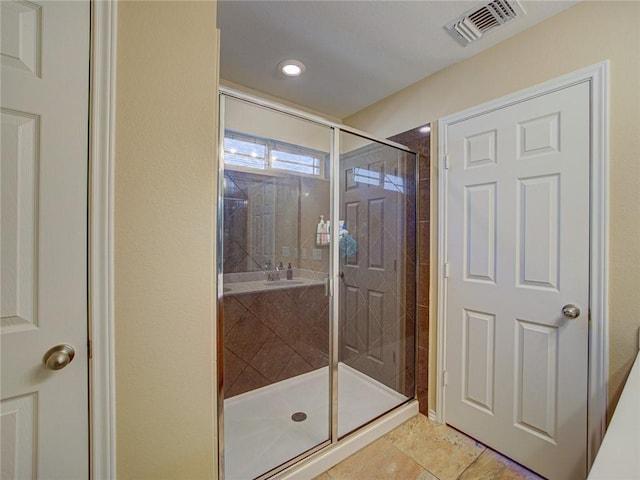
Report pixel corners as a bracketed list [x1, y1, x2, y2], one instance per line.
[313, 414, 544, 480]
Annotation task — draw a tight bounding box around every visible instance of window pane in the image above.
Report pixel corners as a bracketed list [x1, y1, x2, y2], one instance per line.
[271, 150, 319, 175]
[224, 137, 267, 170]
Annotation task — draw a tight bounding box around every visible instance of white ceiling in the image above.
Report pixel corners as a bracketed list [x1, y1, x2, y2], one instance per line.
[217, 1, 579, 119]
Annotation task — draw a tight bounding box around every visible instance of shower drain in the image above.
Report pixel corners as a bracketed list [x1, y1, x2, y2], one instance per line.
[291, 412, 307, 422]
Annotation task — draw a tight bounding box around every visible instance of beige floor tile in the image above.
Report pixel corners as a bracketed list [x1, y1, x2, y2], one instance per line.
[384, 415, 485, 480]
[311, 473, 332, 480]
[326, 438, 437, 480]
[458, 448, 544, 480]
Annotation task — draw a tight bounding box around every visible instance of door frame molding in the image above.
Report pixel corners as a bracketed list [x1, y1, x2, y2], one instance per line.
[435, 62, 609, 468]
[89, 1, 118, 478]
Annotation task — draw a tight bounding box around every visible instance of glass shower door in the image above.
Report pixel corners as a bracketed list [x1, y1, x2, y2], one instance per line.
[220, 96, 334, 479]
[336, 131, 417, 437]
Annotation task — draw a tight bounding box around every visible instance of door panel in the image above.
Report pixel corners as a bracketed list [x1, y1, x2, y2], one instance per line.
[517, 175, 560, 289]
[514, 319, 558, 442]
[464, 182, 496, 283]
[462, 309, 495, 415]
[1, 2, 90, 478]
[444, 82, 590, 480]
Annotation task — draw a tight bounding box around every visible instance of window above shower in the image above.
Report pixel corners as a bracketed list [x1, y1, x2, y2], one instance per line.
[224, 132, 326, 177]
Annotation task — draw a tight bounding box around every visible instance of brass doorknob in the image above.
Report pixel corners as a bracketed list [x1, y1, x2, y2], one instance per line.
[43, 344, 75, 370]
[561, 304, 581, 319]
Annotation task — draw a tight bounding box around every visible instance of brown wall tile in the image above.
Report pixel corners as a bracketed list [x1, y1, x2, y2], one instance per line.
[389, 127, 430, 414]
[223, 285, 329, 398]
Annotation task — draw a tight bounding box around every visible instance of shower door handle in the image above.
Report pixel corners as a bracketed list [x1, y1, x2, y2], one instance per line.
[324, 278, 332, 297]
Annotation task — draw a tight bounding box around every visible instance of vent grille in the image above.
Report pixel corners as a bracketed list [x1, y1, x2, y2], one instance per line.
[445, 0, 525, 46]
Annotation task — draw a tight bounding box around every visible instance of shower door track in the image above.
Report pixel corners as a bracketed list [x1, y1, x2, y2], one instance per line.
[216, 87, 420, 480]
[254, 440, 332, 480]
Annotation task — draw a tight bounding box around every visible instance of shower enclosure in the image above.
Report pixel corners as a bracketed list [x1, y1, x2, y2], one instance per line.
[217, 90, 417, 479]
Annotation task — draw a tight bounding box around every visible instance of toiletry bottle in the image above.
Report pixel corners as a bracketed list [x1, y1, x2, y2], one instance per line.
[287, 263, 293, 280]
[317, 215, 326, 245]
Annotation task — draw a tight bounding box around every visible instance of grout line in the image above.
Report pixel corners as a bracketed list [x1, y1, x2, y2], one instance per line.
[454, 448, 486, 480]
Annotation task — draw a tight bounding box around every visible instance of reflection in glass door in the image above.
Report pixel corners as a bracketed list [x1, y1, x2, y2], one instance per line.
[337, 131, 417, 437]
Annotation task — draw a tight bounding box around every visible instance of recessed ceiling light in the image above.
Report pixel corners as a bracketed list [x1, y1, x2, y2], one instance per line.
[418, 125, 431, 133]
[279, 59, 305, 77]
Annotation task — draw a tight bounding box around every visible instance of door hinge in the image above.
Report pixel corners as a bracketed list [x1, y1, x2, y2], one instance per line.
[87, 339, 93, 359]
[442, 370, 448, 386]
[444, 262, 450, 278]
[444, 154, 450, 170]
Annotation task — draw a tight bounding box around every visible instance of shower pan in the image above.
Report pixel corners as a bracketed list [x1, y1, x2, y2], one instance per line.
[217, 89, 418, 479]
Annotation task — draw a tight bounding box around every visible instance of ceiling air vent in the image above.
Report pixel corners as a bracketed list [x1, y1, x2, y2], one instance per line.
[445, 0, 525, 46]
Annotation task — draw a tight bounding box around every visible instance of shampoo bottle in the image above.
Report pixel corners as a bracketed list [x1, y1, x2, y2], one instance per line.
[316, 215, 326, 245]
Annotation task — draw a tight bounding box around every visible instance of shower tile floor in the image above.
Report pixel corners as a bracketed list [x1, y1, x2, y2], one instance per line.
[224, 362, 408, 480]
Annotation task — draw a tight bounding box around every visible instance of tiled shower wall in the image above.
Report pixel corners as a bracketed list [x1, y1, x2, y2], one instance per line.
[389, 128, 430, 415]
[223, 285, 329, 398]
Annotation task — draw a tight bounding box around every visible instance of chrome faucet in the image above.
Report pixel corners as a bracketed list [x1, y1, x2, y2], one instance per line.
[265, 261, 281, 281]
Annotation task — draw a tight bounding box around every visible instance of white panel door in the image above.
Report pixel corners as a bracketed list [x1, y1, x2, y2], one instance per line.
[1, 2, 90, 478]
[444, 82, 590, 480]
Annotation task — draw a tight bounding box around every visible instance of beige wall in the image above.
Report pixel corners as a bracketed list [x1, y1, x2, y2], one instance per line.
[224, 95, 332, 151]
[345, 1, 640, 414]
[115, 2, 218, 479]
[221, 78, 342, 124]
